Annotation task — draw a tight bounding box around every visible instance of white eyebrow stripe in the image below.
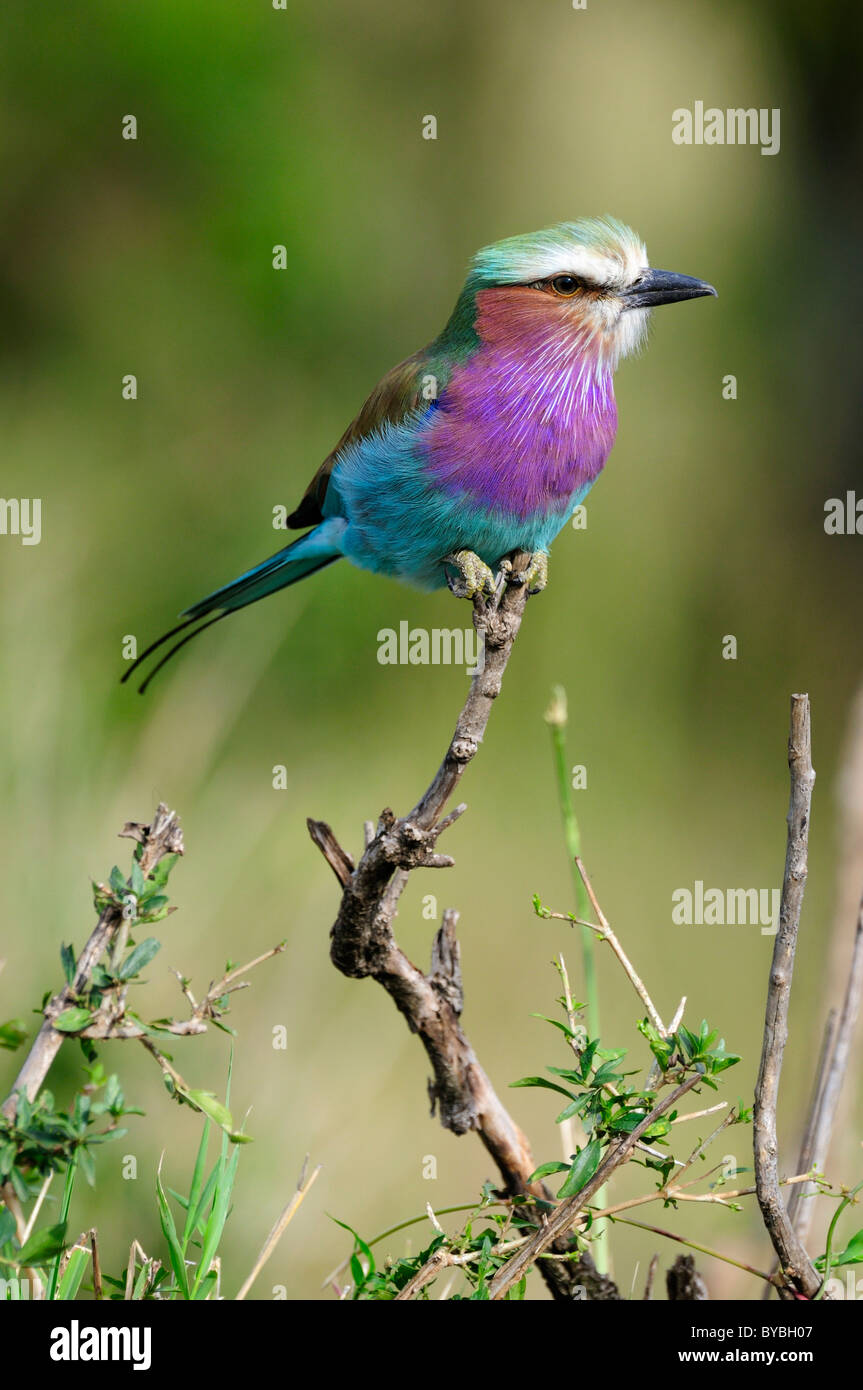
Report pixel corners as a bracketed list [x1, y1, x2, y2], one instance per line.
[516, 243, 643, 288]
[471, 220, 649, 293]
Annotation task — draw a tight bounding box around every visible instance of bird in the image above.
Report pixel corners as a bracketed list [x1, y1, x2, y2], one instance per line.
[124, 216, 715, 692]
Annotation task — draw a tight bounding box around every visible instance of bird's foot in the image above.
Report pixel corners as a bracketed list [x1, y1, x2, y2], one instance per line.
[525, 550, 549, 595]
[443, 550, 497, 600]
[508, 551, 549, 595]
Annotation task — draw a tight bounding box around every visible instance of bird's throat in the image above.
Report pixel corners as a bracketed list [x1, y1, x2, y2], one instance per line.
[426, 287, 618, 518]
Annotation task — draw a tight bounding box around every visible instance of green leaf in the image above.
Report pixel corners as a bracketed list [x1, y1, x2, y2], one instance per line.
[186, 1091, 233, 1131]
[156, 1161, 189, 1299]
[187, 1164, 220, 1241]
[18, 1223, 67, 1267]
[555, 1094, 590, 1123]
[109, 866, 127, 896]
[578, 1039, 600, 1080]
[510, 1077, 577, 1101]
[182, 1121, 211, 1253]
[117, 938, 161, 981]
[0, 1141, 17, 1181]
[59, 944, 76, 985]
[0, 1206, 17, 1246]
[148, 853, 179, 890]
[131, 1261, 153, 1301]
[192, 1140, 240, 1297]
[9, 1166, 31, 1203]
[139, 895, 169, 919]
[0, 1019, 28, 1052]
[558, 1139, 603, 1198]
[85, 1127, 127, 1145]
[530, 1014, 581, 1040]
[191, 1270, 218, 1301]
[815, 1228, 863, 1271]
[78, 1149, 96, 1187]
[53, 1008, 94, 1034]
[527, 1161, 570, 1183]
[592, 1058, 624, 1085]
[608, 1111, 650, 1133]
[330, 1216, 376, 1284]
[56, 1245, 90, 1301]
[708, 1050, 740, 1075]
[130, 860, 145, 898]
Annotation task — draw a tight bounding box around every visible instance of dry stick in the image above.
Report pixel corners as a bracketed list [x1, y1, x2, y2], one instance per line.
[73, 941, 287, 1044]
[308, 568, 602, 1301]
[2, 804, 184, 1120]
[674, 1108, 738, 1185]
[753, 694, 824, 1299]
[588, 1172, 811, 1225]
[556, 953, 580, 1164]
[761, 1007, 836, 1304]
[672, 1103, 726, 1126]
[20, 1173, 53, 1245]
[791, 904, 863, 1249]
[549, 873, 691, 1178]
[787, 1009, 836, 1237]
[574, 858, 666, 1034]
[486, 1074, 701, 1300]
[90, 1229, 103, 1300]
[309, 583, 546, 1193]
[394, 1228, 567, 1302]
[612, 1215, 780, 1287]
[235, 1159, 322, 1300]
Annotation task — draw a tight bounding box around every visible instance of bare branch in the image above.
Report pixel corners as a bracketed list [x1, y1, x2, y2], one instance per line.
[566, 856, 666, 1033]
[309, 577, 536, 1170]
[789, 903, 863, 1250]
[753, 694, 824, 1299]
[308, 567, 606, 1300]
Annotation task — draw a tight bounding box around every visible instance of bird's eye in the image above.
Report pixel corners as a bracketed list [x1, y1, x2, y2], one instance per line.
[550, 274, 581, 297]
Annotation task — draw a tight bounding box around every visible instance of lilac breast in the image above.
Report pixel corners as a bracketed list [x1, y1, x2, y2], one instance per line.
[423, 290, 618, 520]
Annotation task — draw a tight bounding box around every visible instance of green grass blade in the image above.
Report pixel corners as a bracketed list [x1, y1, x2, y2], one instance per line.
[56, 1245, 89, 1301]
[191, 1141, 239, 1297]
[182, 1119, 211, 1253]
[46, 1158, 77, 1301]
[156, 1157, 189, 1299]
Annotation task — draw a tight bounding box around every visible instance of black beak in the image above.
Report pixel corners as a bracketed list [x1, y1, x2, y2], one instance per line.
[622, 268, 717, 310]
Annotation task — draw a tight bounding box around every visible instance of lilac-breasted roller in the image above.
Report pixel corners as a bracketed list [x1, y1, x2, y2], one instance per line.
[125, 217, 715, 691]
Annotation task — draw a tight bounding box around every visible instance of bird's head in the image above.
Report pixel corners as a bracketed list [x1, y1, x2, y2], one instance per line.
[453, 217, 716, 371]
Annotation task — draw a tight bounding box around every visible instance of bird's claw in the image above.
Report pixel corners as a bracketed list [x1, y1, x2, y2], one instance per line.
[443, 550, 497, 600]
[524, 551, 549, 596]
[506, 551, 549, 595]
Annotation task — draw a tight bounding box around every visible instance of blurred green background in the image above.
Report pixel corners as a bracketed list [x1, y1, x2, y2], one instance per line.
[2, 0, 862, 1299]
